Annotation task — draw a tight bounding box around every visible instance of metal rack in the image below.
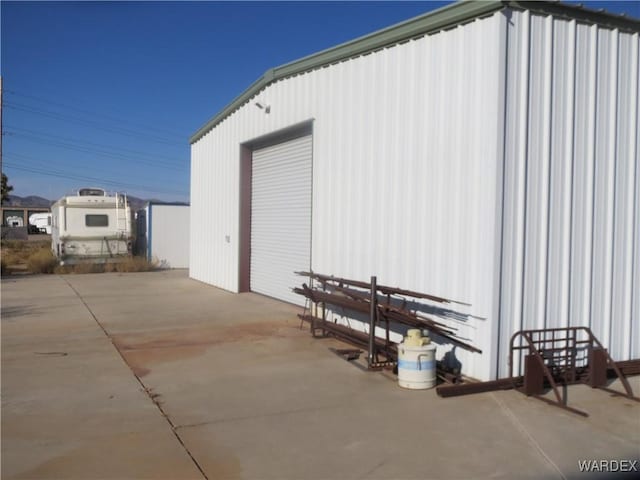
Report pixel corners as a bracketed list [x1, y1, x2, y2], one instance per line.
[437, 326, 639, 417]
[294, 271, 479, 380]
[509, 326, 638, 416]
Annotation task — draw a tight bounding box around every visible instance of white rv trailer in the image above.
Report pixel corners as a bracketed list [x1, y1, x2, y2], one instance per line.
[5, 216, 24, 227]
[51, 188, 132, 264]
[28, 212, 52, 234]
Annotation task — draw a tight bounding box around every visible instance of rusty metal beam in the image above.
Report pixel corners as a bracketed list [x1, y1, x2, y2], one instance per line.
[333, 285, 456, 332]
[436, 378, 519, 397]
[368, 276, 378, 369]
[299, 314, 463, 383]
[611, 359, 640, 376]
[298, 314, 397, 358]
[437, 358, 640, 399]
[296, 271, 470, 306]
[294, 283, 482, 354]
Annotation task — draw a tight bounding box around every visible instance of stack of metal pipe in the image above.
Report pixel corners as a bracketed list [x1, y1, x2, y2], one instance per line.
[293, 271, 482, 381]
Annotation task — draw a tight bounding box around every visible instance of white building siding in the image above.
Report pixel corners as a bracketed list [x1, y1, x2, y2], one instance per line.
[148, 205, 190, 269]
[191, 12, 506, 380]
[498, 10, 639, 375]
[191, 6, 638, 380]
[190, 128, 240, 290]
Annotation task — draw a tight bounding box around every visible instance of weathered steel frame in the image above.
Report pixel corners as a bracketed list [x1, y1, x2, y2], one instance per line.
[506, 327, 639, 416]
[294, 271, 479, 378]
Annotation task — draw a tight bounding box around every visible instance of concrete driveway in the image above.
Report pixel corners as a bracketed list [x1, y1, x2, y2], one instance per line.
[2, 270, 639, 479]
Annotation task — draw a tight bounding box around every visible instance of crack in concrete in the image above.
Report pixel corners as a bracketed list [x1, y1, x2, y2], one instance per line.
[358, 459, 386, 479]
[175, 403, 345, 430]
[61, 276, 209, 480]
[490, 392, 567, 480]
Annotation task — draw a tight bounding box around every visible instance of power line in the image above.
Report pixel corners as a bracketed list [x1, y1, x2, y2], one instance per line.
[5, 101, 186, 146]
[6, 132, 186, 171]
[4, 151, 171, 180]
[3, 162, 188, 196]
[5, 152, 189, 194]
[6, 89, 188, 141]
[5, 125, 186, 164]
[5, 162, 187, 195]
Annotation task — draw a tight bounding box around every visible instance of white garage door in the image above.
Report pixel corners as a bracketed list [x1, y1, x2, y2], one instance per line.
[251, 134, 312, 305]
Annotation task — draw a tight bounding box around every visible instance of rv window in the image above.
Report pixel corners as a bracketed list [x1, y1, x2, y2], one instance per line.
[85, 214, 109, 227]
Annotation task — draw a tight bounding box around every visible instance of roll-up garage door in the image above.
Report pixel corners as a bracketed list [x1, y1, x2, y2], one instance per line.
[251, 134, 312, 305]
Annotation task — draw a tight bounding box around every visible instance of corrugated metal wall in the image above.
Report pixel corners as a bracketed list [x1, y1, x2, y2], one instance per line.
[148, 205, 190, 269]
[498, 10, 639, 376]
[191, 11, 506, 380]
[191, 7, 638, 380]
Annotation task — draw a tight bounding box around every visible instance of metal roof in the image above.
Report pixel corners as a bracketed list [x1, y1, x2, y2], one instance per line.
[190, 0, 640, 144]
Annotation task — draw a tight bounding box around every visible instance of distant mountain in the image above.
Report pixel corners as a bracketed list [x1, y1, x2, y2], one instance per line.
[4, 195, 52, 208]
[3, 194, 186, 211]
[127, 196, 146, 211]
[2, 195, 189, 212]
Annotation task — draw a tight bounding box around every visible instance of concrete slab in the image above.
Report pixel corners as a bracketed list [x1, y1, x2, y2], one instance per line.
[2, 274, 203, 479]
[2, 270, 639, 479]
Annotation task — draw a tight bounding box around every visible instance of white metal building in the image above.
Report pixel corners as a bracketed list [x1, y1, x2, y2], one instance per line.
[139, 203, 190, 269]
[190, 1, 639, 381]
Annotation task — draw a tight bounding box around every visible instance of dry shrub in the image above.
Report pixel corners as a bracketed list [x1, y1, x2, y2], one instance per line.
[53, 264, 73, 274]
[112, 256, 159, 273]
[103, 262, 117, 273]
[74, 262, 105, 274]
[1, 249, 21, 267]
[1, 239, 160, 275]
[26, 249, 58, 274]
[53, 256, 159, 275]
[2, 240, 53, 269]
[55, 262, 104, 274]
[2, 243, 30, 265]
[2, 240, 28, 251]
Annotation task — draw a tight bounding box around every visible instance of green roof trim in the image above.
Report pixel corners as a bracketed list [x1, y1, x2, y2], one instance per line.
[190, 0, 640, 144]
[189, 0, 504, 144]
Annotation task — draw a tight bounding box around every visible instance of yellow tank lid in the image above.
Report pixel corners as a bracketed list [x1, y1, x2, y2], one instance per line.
[404, 329, 431, 346]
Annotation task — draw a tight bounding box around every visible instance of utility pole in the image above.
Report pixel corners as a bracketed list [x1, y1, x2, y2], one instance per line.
[1, 76, 3, 178]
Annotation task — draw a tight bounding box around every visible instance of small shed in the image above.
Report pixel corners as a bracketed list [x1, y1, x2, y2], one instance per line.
[137, 203, 190, 269]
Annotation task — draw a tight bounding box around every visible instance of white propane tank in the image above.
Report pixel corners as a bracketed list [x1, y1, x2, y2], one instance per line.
[397, 329, 437, 390]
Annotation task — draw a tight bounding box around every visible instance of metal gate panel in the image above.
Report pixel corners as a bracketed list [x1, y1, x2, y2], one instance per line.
[251, 135, 312, 305]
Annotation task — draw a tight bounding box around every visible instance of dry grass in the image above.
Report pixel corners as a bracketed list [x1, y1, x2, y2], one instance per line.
[55, 257, 159, 274]
[26, 249, 58, 274]
[1, 239, 52, 275]
[108, 256, 160, 273]
[2, 239, 49, 263]
[54, 262, 104, 275]
[1, 239, 159, 275]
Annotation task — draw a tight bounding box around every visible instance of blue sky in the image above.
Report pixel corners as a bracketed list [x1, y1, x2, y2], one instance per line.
[1, 1, 638, 203]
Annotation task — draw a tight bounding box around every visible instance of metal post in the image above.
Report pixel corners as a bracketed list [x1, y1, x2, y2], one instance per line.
[368, 276, 377, 368]
[0, 76, 3, 179]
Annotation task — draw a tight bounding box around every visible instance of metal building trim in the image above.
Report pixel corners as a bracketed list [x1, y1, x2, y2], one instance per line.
[147, 204, 152, 262]
[190, 1, 639, 145]
[190, 0, 506, 143]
